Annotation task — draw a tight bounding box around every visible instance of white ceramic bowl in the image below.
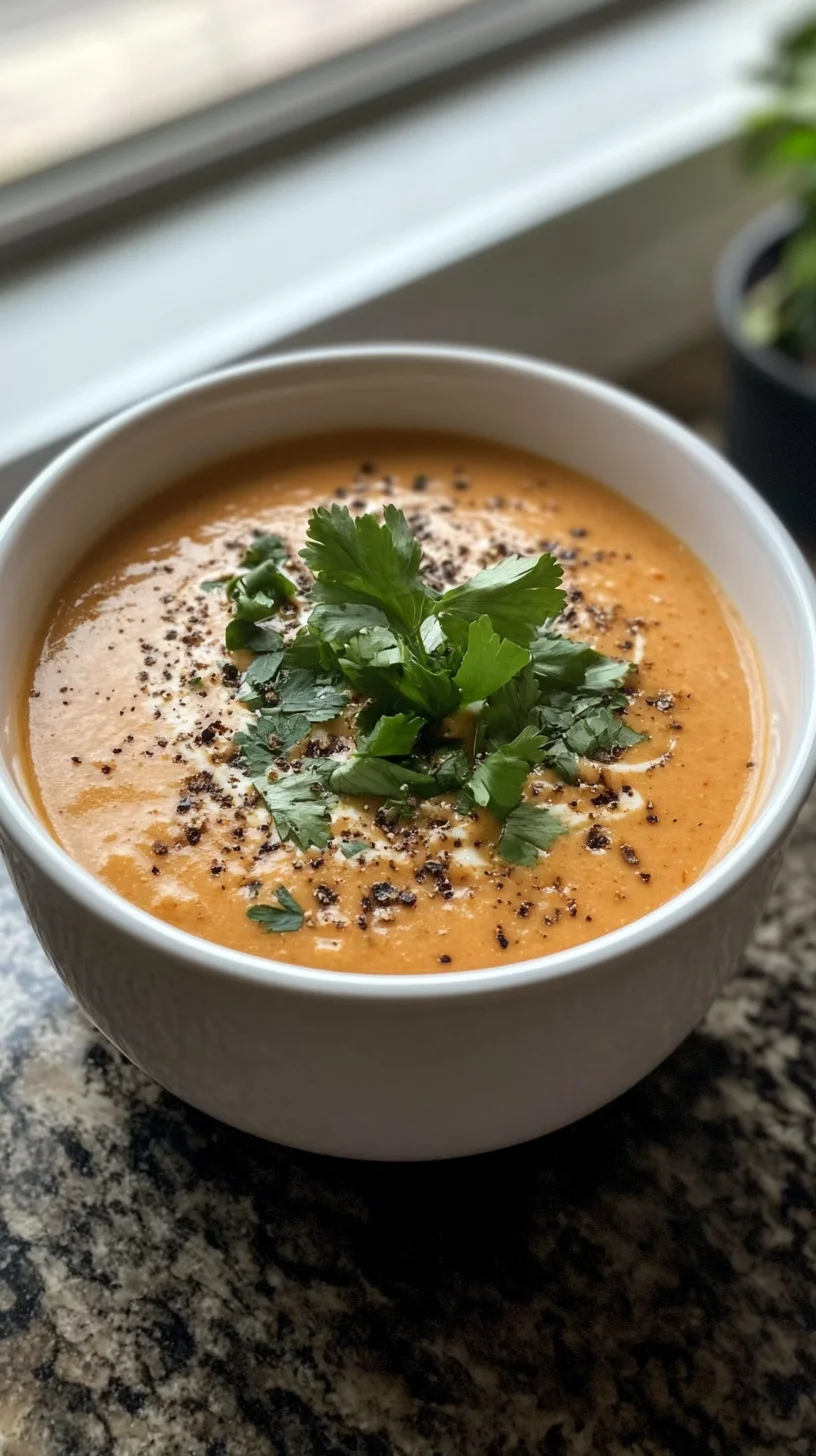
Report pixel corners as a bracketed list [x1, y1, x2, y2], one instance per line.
[0, 346, 814, 1160]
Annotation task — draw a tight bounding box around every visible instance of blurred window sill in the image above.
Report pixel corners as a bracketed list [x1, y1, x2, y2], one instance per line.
[0, 0, 811, 500]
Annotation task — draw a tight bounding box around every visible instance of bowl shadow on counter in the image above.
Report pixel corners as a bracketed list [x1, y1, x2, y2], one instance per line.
[118, 1019, 794, 1451]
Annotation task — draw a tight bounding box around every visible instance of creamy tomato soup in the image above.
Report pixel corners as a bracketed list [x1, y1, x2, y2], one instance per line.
[24, 432, 761, 974]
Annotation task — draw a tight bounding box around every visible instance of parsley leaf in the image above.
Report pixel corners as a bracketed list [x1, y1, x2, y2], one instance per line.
[308, 602, 390, 647]
[533, 694, 647, 783]
[254, 770, 336, 851]
[225, 620, 283, 653]
[228, 558, 296, 621]
[498, 802, 567, 866]
[273, 669, 347, 721]
[440, 554, 565, 645]
[234, 711, 312, 771]
[340, 839, 372, 858]
[341, 626, 403, 671]
[302, 504, 433, 634]
[393, 656, 462, 719]
[204, 536, 295, 615]
[562, 703, 646, 759]
[454, 615, 531, 703]
[431, 746, 470, 792]
[359, 713, 424, 757]
[329, 756, 437, 800]
[470, 727, 546, 818]
[242, 534, 287, 567]
[530, 633, 631, 693]
[247, 886, 304, 933]
[478, 666, 540, 750]
[282, 628, 338, 674]
[245, 650, 285, 688]
[234, 718, 276, 775]
[338, 629, 460, 720]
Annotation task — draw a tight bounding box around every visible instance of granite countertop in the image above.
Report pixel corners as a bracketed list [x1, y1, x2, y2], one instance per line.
[0, 780, 812, 1456]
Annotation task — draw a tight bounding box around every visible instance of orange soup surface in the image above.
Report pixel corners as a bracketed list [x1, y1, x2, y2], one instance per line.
[24, 432, 761, 973]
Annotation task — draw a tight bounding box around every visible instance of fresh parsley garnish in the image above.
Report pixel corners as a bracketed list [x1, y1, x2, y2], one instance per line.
[498, 802, 568, 866]
[328, 756, 437, 800]
[244, 650, 285, 688]
[253, 770, 336, 851]
[469, 727, 547, 818]
[301, 503, 430, 634]
[202, 534, 295, 619]
[273, 669, 348, 720]
[453, 615, 531, 703]
[439, 553, 565, 646]
[358, 712, 424, 757]
[204, 499, 647, 885]
[247, 886, 304, 933]
[225, 620, 283, 654]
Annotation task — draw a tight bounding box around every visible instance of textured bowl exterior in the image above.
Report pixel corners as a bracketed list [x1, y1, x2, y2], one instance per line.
[0, 818, 784, 1159]
[0, 346, 813, 1159]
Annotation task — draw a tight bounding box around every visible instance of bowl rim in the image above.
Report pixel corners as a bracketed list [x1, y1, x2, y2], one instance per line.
[2, 342, 815, 1004]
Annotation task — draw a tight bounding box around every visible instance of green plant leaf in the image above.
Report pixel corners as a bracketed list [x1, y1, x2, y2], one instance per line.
[244, 650, 285, 687]
[274, 669, 348, 721]
[329, 756, 437, 800]
[225, 620, 283, 653]
[454, 615, 531, 703]
[247, 886, 304, 933]
[301, 504, 434, 634]
[440, 553, 565, 645]
[242, 534, 288, 567]
[254, 769, 336, 851]
[498, 802, 568, 866]
[470, 727, 546, 819]
[530, 633, 631, 692]
[308, 602, 391, 647]
[359, 713, 424, 757]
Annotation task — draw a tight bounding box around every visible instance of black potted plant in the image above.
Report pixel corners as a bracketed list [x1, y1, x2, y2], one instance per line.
[717, 17, 816, 532]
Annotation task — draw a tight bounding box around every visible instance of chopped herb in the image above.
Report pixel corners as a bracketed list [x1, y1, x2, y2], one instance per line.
[242, 534, 288, 567]
[498, 802, 568, 866]
[431, 746, 471, 793]
[202, 534, 294, 618]
[225, 620, 283, 653]
[530, 633, 630, 692]
[228, 559, 296, 622]
[254, 770, 336, 851]
[234, 709, 313, 770]
[439, 553, 565, 645]
[210, 498, 648, 894]
[301, 503, 431, 635]
[274, 669, 348, 721]
[453, 615, 531, 704]
[358, 712, 424, 757]
[329, 756, 436, 800]
[469, 727, 546, 819]
[244, 650, 285, 688]
[247, 885, 304, 933]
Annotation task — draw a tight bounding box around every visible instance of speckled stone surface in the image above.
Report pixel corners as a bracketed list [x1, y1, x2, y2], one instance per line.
[0, 787, 813, 1456]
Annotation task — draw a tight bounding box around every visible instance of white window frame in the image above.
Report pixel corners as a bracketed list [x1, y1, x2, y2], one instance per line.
[0, 0, 628, 256]
[0, 0, 811, 505]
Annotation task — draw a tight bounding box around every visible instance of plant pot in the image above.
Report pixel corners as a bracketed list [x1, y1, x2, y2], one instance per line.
[717, 203, 815, 534]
